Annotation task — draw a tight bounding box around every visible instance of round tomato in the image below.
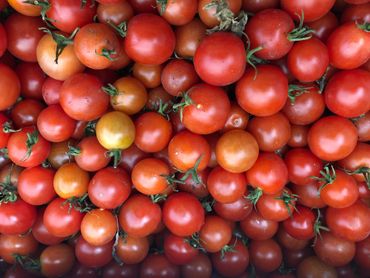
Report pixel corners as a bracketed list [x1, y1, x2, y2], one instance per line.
[283, 206, 316, 240]
[249, 239, 282, 273]
[240, 209, 278, 240]
[199, 215, 232, 253]
[0, 233, 38, 263]
[281, 0, 336, 22]
[40, 244, 75, 278]
[163, 233, 198, 265]
[75, 236, 113, 268]
[116, 234, 149, 264]
[0, 63, 20, 111]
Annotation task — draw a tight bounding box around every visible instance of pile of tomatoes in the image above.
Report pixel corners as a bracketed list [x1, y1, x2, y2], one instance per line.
[0, 0, 369, 277]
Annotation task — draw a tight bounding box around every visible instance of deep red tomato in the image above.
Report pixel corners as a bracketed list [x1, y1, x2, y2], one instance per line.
[284, 148, 323, 186]
[0, 63, 21, 111]
[43, 197, 84, 237]
[164, 233, 198, 265]
[354, 111, 370, 142]
[277, 225, 309, 251]
[182, 83, 231, 134]
[96, 1, 134, 26]
[157, 0, 197, 26]
[327, 22, 370, 70]
[7, 126, 51, 168]
[16, 62, 46, 100]
[194, 32, 246, 86]
[37, 104, 77, 143]
[222, 103, 249, 132]
[324, 69, 370, 118]
[88, 167, 131, 209]
[326, 201, 370, 242]
[307, 116, 358, 161]
[0, 113, 10, 148]
[240, 209, 278, 240]
[140, 253, 180, 278]
[41, 77, 63, 105]
[119, 194, 161, 237]
[60, 73, 109, 121]
[199, 215, 232, 253]
[281, 0, 336, 22]
[75, 236, 113, 268]
[288, 124, 309, 148]
[307, 12, 338, 42]
[0, 23, 6, 57]
[236, 65, 288, 116]
[119, 144, 150, 173]
[355, 237, 370, 270]
[32, 208, 65, 245]
[207, 166, 246, 204]
[297, 256, 337, 278]
[162, 192, 205, 237]
[292, 181, 326, 209]
[18, 166, 56, 206]
[116, 234, 149, 264]
[10, 99, 44, 128]
[242, 0, 279, 13]
[0, 233, 38, 264]
[198, 0, 242, 28]
[283, 206, 316, 240]
[287, 37, 329, 82]
[246, 152, 288, 195]
[249, 239, 282, 273]
[40, 243, 75, 278]
[0, 199, 37, 235]
[213, 196, 253, 222]
[341, 3, 370, 23]
[125, 14, 175, 65]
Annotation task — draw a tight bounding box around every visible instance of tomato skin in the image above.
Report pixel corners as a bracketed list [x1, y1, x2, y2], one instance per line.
[283, 206, 315, 240]
[281, 0, 336, 22]
[96, 111, 136, 150]
[16, 62, 46, 100]
[307, 12, 338, 42]
[168, 130, 210, 172]
[119, 144, 150, 173]
[287, 37, 329, 82]
[284, 148, 323, 186]
[355, 237, 370, 270]
[324, 69, 370, 118]
[341, 3, 370, 23]
[182, 83, 231, 134]
[194, 32, 246, 86]
[47, 0, 96, 33]
[0, 113, 10, 148]
[134, 112, 172, 153]
[81, 209, 117, 246]
[242, 0, 279, 13]
[236, 65, 288, 116]
[214, 196, 253, 222]
[75, 236, 113, 268]
[327, 22, 370, 70]
[0, 199, 37, 235]
[43, 198, 84, 237]
[132, 63, 163, 89]
[245, 9, 294, 60]
[140, 253, 180, 278]
[119, 194, 161, 237]
[8, 0, 41, 16]
[246, 152, 288, 195]
[297, 256, 337, 278]
[116, 235, 149, 264]
[249, 239, 282, 273]
[0, 233, 38, 264]
[292, 182, 326, 209]
[277, 226, 309, 251]
[10, 99, 45, 129]
[288, 124, 309, 148]
[7, 127, 51, 168]
[88, 167, 131, 209]
[125, 14, 175, 65]
[240, 210, 278, 240]
[207, 166, 246, 204]
[198, 0, 241, 28]
[216, 129, 259, 173]
[0, 63, 21, 111]
[60, 73, 109, 121]
[307, 116, 358, 161]
[37, 33, 85, 81]
[326, 201, 370, 242]
[97, 1, 134, 25]
[32, 208, 65, 245]
[164, 233, 198, 265]
[18, 166, 56, 206]
[199, 215, 232, 253]
[157, 0, 197, 26]
[40, 243, 76, 278]
[5, 13, 44, 62]
[163, 192, 205, 237]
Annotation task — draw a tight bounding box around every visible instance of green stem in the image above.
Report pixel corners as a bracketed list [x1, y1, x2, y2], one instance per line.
[102, 83, 119, 96]
[287, 11, 313, 42]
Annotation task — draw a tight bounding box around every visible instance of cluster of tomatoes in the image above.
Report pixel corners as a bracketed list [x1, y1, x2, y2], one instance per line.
[0, 0, 369, 277]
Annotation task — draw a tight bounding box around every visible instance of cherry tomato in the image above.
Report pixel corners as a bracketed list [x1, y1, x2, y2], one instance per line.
[10, 99, 45, 128]
[297, 256, 337, 278]
[355, 237, 370, 270]
[277, 225, 309, 251]
[140, 253, 180, 278]
[292, 181, 326, 209]
[181, 252, 212, 278]
[288, 124, 309, 148]
[0, 113, 11, 148]
[0, 233, 38, 263]
[283, 206, 316, 240]
[40, 243, 75, 277]
[307, 12, 338, 42]
[132, 63, 163, 89]
[157, 0, 197, 26]
[32, 208, 65, 245]
[75, 236, 113, 268]
[16, 62, 46, 100]
[116, 235, 149, 264]
[164, 233, 198, 265]
[198, 0, 241, 27]
[281, 0, 336, 22]
[0, 63, 20, 111]
[249, 239, 282, 273]
[199, 215, 232, 253]
[213, 196, 253, 222]
[97, 1, 134, 25]
[240, 209, 278, 240]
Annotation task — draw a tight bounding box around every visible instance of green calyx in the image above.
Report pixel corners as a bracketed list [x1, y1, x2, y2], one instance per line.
[311, 164, 337, 193]
[288, 84, 313, 105]
[287, 12, 314, 42]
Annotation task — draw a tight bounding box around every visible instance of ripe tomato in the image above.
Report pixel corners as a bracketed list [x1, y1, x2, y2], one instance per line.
[74, 23, 120, 70]
[134, 112, 172, 153]
[326, 201, 370, 242]
[292, 181, 326, 209]
[213, 196, 253, 222]
[307, 116, 358, 161]
[277, 226, 309, 251]
[116, 235, 149, 264]
[157, 0, 197, 26]
[168, 130, 210, 172]
[194, 32, 246, 86]
[355, 237, 370, 270]
[297, 256, 337, 278]
[242, 0, 279, 13]
[43, 198, 84, 237]
[182, 83, 231, 134]
[32, 208, 65, 245]
[10, 99, 44, 128]
[7, 127, 51, 168]
[245, 9, 294, 60]
[75, 236, 113, 268]
[0, 63, 20, 111]
[207, 166, 246, 204]
[281, 0, 336, 22]
[287, 37, 329, 82]
[327, 22, 370, 69]
[222, 103, 249, 132]
[284, 148, 323, 186]
[164, 233, 198, 265]
[37, 104, 77, 142]
[88, 167, 131, 209]
[40, 244, 75, 278]
[212, 238, 249, 278]
[140, 253, 180, 278]
[307, 12, 338, 42]
[96, 1, 134, 25]
[96, 111, 135, 150]
[199, 215, 232, 253]
[81, 209, 117, 246]
[198, 0, 241, 28]
[0, 199, 37, 235]
[0, 233, 38, 264]
[125, 14, 175, 65]
[16, 62, 46, 100]
[54, 162, 89, 199]
[37, 33, 85, 81]
[60, 73, 109, 121]
[178, 168, 210, 199]
[249, 239, 282, 273]
[240, 209, 278, 240]
[18, 166, 56, 206]
[8, 0, 41, 16]
[119, 144, 150, 173]
[119, 194, 161, 237]
[162, 192, 205, 237]
[216, 129, 259, 173]
[181, 252, 212, 278]
[324, 69, 370, 118]
[246, 152, 288, 195]
[236, 65, 288, 116]
[132, 63, 163, 89]
[283, 206, 316, 240]
[0, 113, 11, 148]
[288, 124, 309, 148]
